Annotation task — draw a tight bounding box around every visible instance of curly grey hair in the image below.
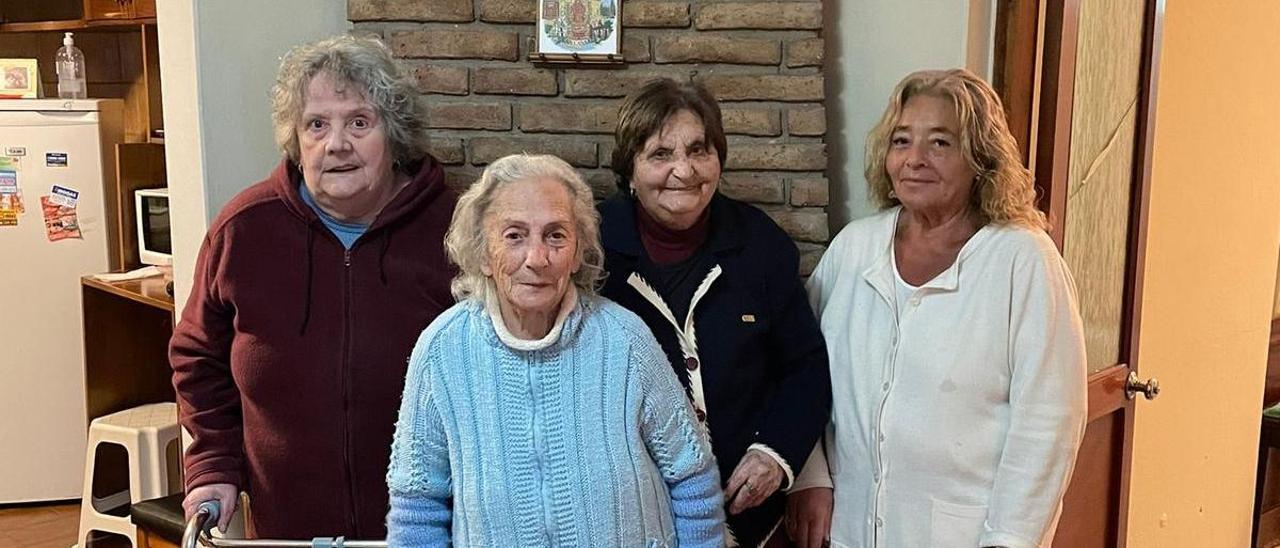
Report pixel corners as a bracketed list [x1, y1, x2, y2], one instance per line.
[445, 154, 606, 302]
[270, 34, 428, 169]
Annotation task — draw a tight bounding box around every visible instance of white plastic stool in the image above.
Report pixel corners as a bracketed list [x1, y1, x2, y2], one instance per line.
[77, 402, 181, 548]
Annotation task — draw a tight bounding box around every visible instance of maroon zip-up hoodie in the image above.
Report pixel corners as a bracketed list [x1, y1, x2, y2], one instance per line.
[170, 157, 456, 540]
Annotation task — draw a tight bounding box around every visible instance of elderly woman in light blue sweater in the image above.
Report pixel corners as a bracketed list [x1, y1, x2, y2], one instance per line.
[386, 154, 726, 547]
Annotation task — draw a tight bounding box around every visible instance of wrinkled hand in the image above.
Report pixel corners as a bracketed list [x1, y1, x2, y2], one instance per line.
[785, 487, 832, 548]
[725, 449, 784, 515]
[183, 482, 238, 533]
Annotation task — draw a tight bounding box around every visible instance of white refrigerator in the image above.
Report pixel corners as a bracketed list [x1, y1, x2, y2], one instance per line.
[0, 99, 124, 503]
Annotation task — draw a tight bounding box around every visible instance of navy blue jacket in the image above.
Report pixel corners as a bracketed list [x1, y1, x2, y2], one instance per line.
[599, 193, 832, 545]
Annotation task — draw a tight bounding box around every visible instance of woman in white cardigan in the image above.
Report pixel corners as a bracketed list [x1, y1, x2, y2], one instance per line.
[785, 69, 1088, 548]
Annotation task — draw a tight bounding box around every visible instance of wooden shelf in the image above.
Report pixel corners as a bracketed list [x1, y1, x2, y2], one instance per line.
[85, 17, 156, 28]
[0, 20, 84, 33]
[81, 274, 173, 312]
[0, 18, 154, 33]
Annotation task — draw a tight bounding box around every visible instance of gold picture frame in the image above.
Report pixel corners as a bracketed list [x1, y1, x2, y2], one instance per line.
[532, 0, 625, 65]
[0, 59, 39, 99]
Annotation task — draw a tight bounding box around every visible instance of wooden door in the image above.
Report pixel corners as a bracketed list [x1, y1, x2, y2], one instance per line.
[994, 0, 1165, 546]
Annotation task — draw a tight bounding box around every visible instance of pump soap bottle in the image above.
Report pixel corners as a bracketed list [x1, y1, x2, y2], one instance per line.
[56, 32, 87, 99]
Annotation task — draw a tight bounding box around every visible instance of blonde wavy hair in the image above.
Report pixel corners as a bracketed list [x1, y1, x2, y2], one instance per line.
[864, 68, 1047, 230]
[444, 154, 606, 303]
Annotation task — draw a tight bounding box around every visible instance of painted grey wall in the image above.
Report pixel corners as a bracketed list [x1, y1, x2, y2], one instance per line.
[158, 0, 348, 312]
[825, 0, 996, 230]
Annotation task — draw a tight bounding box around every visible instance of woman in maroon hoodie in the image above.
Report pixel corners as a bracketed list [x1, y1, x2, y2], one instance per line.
[169, 34, 456, 540]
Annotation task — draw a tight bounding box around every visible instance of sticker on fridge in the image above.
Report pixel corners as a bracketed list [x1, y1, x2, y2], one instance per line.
[0, 195, 16, 224]
[0, 155, 18, 184]
[0, 169, 17, 193]
[0, 170, 15, 191]
[41, 195, 80, 241]
[0, 189, 23, 218]
[49, 185, 78, 208]
[0, 158, 21, 216]
[46, 152, 68, 168]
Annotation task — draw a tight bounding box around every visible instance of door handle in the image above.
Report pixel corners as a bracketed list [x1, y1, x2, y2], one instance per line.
[1126, 371, 1160, 400]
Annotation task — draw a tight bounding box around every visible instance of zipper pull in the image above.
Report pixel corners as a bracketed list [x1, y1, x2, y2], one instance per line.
[344, 249, 352, 267]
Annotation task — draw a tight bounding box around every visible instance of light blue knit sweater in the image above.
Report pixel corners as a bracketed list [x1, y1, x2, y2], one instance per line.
[386, 294, 725, 547]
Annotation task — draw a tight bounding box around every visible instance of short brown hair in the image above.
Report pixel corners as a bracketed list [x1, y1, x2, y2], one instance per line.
[865, 68, 1046, 230]
[611, 78, 727, 192]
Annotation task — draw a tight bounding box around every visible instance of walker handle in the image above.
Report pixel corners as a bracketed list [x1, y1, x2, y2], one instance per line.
[182, 499, 222, 548]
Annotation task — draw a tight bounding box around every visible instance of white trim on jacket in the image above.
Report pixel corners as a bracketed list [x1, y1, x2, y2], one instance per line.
[627, 265, 797, 548]
[626, 266, 722, 421]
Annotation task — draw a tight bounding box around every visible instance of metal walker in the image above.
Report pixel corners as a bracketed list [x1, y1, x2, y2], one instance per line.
[181, 501, 388, 548]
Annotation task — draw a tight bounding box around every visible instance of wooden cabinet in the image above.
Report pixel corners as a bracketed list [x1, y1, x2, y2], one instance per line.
[122, 23, 164, 142]
[84, 0, 131, 22]
[84, 0, 156, 23]
[0, 0, 82, 24]
[133, 0, 156, 19]
[0, 0, 155, 31]
[80, 275, 174, 424]
[79, 274, 178, 543]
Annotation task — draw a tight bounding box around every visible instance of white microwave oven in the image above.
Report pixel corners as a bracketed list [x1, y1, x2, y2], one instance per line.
[134, 187, 172, 266]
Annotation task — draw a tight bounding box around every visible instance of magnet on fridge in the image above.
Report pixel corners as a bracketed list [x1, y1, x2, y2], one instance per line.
[0, 165, 22, 215]
[49, 185, 78, 208]
[0, 170, 15, 192]
[46, 152, 67, 167]
[0, 189, 24, 216]
[41, 195, 80, 241]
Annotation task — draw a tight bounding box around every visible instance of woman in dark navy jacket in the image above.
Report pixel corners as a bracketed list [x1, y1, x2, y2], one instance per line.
[598, 78, 832, 547]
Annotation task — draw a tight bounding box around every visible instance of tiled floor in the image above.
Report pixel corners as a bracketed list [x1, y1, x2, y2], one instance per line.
[0, 502, 79, 548]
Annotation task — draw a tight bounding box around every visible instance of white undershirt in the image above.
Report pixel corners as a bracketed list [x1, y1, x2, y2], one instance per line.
[890, 243, 921, 318]
[484, 282, 579, 351]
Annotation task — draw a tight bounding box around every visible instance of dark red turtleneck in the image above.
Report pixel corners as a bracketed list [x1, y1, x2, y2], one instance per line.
[635, 201, 711, 265]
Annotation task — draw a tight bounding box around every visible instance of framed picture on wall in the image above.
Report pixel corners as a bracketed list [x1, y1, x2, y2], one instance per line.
[533, 0, 624, 64]
[0, 59, 40, 99]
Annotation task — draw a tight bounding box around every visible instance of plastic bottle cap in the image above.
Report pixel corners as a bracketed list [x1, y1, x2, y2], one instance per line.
[63, 32, 74, 47]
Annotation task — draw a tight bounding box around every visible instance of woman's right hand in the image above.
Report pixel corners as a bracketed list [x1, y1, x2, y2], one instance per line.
[182, 482, 238, 533]
[786, 486, 833, 548]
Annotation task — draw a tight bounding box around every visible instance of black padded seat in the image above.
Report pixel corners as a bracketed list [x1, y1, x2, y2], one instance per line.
[130, 493, 186, 544]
